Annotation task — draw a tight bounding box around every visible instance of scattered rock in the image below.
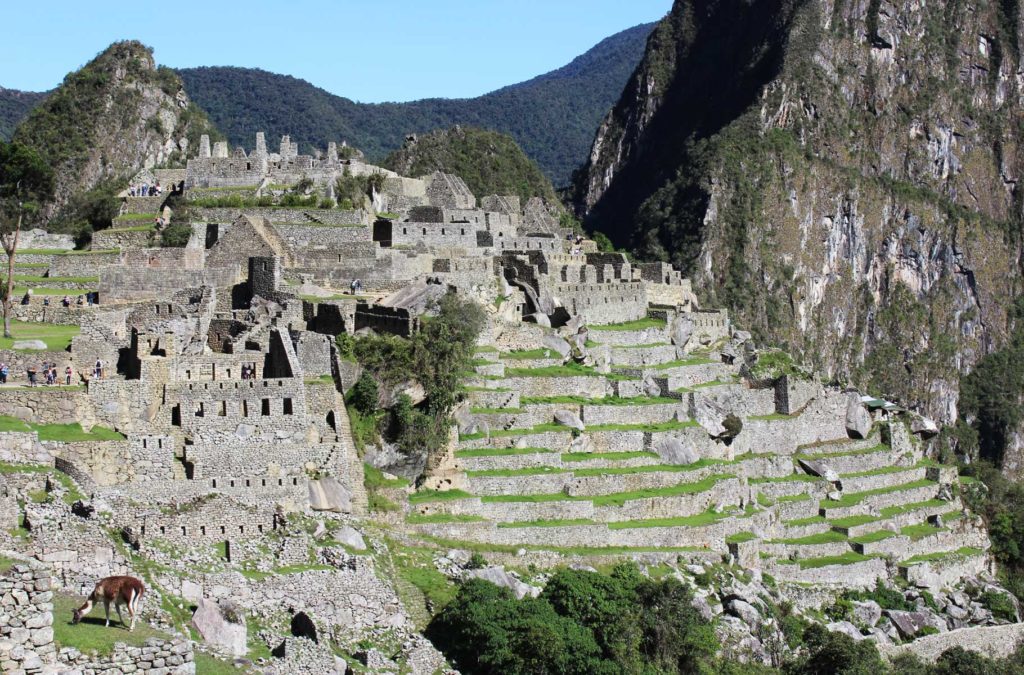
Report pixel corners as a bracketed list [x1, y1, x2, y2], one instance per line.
[192, 598, 247, 657]
[541, 335, 572, 359]
[334, 525, 366, 551]
[466, 566, 540, 600]
[845, 395, 872, 439]
[851, 600, 882, 628]
[307, 477, 353, 513]
[654, 437, 699, 465]
[70, 501, 95, 519]
[693, 396, 729, 438]
[798, 459, 839, 483]
[883, 610, 946, 639]
[553, 410, 584, 431]
[911, 416, 939, 437]
[725, 598, 761, 627]
[826, 621, 864, 641]
[671, 316, 694, 348]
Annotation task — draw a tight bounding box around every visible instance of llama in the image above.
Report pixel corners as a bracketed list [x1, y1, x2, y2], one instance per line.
[71, 576, 145, 631]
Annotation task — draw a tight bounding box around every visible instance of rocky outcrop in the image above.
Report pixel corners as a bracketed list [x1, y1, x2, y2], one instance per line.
[574, 0, 1024, 421]
[191, 598, 247, 657]
[14, 40, 218, 219]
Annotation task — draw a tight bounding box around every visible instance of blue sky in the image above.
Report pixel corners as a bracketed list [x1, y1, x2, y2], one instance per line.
[1, 0, 670, 102]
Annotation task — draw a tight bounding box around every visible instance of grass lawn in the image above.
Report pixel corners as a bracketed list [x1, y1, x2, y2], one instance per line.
[498, 518, 595, 528]
[771, 531, 848, 545]
[13, 286, 97, 296]
[572, 457, 722, 477]
[561, 451, 658, 462]
[607, 508, 730, 529]
[194, 653, 244, 674]
[53, 592, 170, 655]
[850, 530, 899, 545]
[14, 275, 99, 284]
[589, 316, 667, 331]
[505, 363, 600, 378]
[520, 394, 681, 406]
[0, 415, 124, 442]
[783, 552, 877, 569]
[726, 532, 758, 544]
[455, 447, 553, 458]
[459, 423, 567, 441]
[585, 419, 698, 433]
[822, 479, 936, 509]
[628, 356, 715, 370]
[902, 547, 984, 565]
[592, 474, 734, 506]
[408, 489, 474, 504]
[879, 498, 947, 518]
[502, 348, 559, 360]
[406, 513, 486, 524]
[0, 320, 79, 351]
[466, 466, 567, 478]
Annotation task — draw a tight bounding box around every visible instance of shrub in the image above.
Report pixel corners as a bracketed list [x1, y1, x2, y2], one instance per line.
[160, 222, 192, 247]
[979, 589, 1018, 622]
[466, 552, 487, 569]
[348, 371, 379, 416]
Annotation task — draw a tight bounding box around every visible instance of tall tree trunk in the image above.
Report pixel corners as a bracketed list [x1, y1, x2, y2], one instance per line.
[2, 212, 21, 339]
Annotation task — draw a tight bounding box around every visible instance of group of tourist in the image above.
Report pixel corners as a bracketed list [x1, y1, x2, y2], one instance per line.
[128, 182, 162, 197]
[349, 278, 363, 294]
[16, 362, 73, 387]
[565, 232, 586, 256]
[241, 365, 257, 380]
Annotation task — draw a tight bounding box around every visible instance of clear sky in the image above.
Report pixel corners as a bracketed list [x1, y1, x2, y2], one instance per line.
[1, 0, 670, 102]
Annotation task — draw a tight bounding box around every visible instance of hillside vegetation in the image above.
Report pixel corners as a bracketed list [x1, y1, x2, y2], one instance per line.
[0, 88, 48, 141]
[383, 127, 557, 202]
[13, 41, 219, 228]
[176, 22, 654, 185]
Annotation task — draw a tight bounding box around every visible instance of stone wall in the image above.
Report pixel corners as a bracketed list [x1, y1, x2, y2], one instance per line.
[0, 562, 57, 672]
[0, 432, 53, 466]
[0, 388, 91, 426]
[62, 636, 195, 674]
[876, 622, 1024, 663]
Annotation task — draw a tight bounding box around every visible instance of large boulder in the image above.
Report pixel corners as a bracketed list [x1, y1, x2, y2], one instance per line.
[911, 416, 939, 437]
[541, 335, 572, 359]
[798, 459, 839, 483]
[654, 437, 699, 465]
[883, 610, 947, 639]
[826, 621, 865, 641]
[192, 598, 247, 657]
[845, 395, 872, 439]
[307, 477, 353, 513]
[466, 566, 540, 600]
[641, 373, 662, 398]
[554, 410, 585, 432]
[693, 396, 729, 438]
[725, 598, 761, 627]
[334, 525, 366, 551]
[671, 316, 694, 348]
[12, 340, 47, 351]
[851, 600, 882, 628]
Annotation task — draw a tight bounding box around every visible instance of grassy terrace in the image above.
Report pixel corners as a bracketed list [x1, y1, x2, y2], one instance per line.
[777, 551, 878, 569]
[612, 356, 715, 371]
[458, 418, 697, 441]
[562, 451, 658, 462]
[502, 348, 560, 360]
[771, 531, 848, 545]
[902, 547, 985, 565]
[589, 316, 667, 331]
[19, 248, 119, 256]
[607, 505, 752, 530]
[748, 413, 794, 421]
[820, 479, 936, 509]
[12, 287, 97, 297]
[14, 275, 100, 284]
[0, 320, 80, 351]
[519, 394, 682, 406]
[0, 415, 123, 442]
[455, 447, 553, 458]
[749, 474, 821, 484]
[419, 535, 707, 557]
[406, 513, 486, 524]
[795, 443, 889, 461]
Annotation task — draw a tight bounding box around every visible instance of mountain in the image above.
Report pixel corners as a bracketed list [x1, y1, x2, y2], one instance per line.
[573, 0, 1024, 439]
[383, 127, 558, 203]
[177, 22, 656, 186]
[0, 87, 48, 141]
[13, 40, 219, 222]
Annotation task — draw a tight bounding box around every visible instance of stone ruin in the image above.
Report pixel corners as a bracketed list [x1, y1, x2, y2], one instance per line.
[0, 133, 1017, 671]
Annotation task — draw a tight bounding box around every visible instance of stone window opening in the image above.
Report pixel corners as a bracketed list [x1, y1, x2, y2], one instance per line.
[212, 479, 217, 488]
[159, 526, 165, 535]
[142, 439, 147, 449]
[239, 525, 244, 534]
[242, 400, 249, 417]
[181, 527, 186, 536]
[262, 398, 271, 416]
[220, 525, 226, 535]
[258, 524, 264, 533]
[283, 398, 293, 415]
[219, 401, 227, 416]
[195, 403, 205, 417]
[245, 479, 251, 487]
[292, 477, 298, 486]
[441, 228, 445, 235]
[422, 228, 426, 235]
[201, 526, 206, 535]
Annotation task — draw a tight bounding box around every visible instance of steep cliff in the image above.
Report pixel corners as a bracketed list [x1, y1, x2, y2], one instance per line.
[13, 41, 218, 219]
[575, 0, 1024, 422]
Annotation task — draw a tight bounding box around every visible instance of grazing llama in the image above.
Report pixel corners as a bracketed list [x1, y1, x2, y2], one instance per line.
[71, 576, 145, 631]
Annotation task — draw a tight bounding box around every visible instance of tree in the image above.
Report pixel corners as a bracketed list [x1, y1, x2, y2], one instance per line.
[0, 141, 54, 337]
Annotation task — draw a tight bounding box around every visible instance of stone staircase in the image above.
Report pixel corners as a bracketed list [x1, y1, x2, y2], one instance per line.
[402, 318, 990, 586]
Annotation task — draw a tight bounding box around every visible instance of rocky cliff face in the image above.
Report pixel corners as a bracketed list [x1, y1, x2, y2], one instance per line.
[575, 0, 1024, 421]
[13, 41, 217, 218]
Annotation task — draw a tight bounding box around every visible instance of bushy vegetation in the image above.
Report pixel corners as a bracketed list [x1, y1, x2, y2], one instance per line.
[343, 292, 485, 474]
[177, 22, 654, 186]
[384, 127, 558, 202]
[427, 562, 717, 674]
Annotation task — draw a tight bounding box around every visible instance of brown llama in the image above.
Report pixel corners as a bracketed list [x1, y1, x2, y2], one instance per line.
[71, 576, 145, 631]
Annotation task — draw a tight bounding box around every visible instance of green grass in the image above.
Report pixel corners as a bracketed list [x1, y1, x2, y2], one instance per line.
[498, 518, 596, 528]
[783, 515, 826, 527]
[12, 286, 98, 297]
[589, 316, 667, 331]
[15, 262, 48, 268]
[901, 523, 945, 539]
[902, 547, 984, 565]
[459, 422, 567, 441]
[879, 499, 947, 519]
[466, 466, 566, 478]
[0, 320, 80, 351]
[607, 508, 731, 529]
[408, 489, 474, 504]
[470, 407, 525, 414]
[503, 348, 559, 360]
[592, 474, 734, 506]
[53, 593, 170, 655]
[749, 474, 821, 484]
[829, 514, 879, 529]
[520, 394, 681, 406]
[14, 274, 99, 284]
[105, 223, 156, 233]
[726, 532, 758, 544]
[571, 457, 722, 477]
[850, 530, 899, 545]
[822, 479, 936, 509]
[561, 451, 658, 462]
[796, 443, 890, 462]
[18, 248, 118, 255]
[841, 464, 920, 478]
[785, 552, 876, 569]
[113, 212, 159, 221]
[585, 419, 698, 433]
[629, 356, 716, 370]
[406, 513, 486, 524]
[480, 493, 571, 503]
[505, 363, 600, 378]
[772, 531, 848, 545]
[194, 653, 242, 674]
[474, 345, 498, 353]
[455, 447, 553, 458]
[748, 413, 794, 421]
[0, 416, 123, 442]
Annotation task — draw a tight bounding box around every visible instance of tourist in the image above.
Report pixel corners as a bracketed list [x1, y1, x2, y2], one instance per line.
[27, 365, 37, 387]
[76, 295, 84, 306]
[0, 363, 7, 384]
[65, 365, 72, 386]
[155, 182, 162, 195]
[43, 297, 49, 307]
[94, 359, 103, 380]
[62, 295, 71, 307]
[141, 182, 148, 196]
[350, 279, 358, 294]
[20, 292, 30, 305]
